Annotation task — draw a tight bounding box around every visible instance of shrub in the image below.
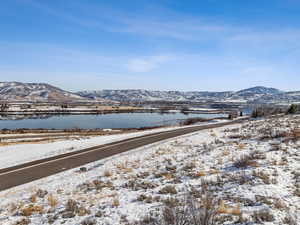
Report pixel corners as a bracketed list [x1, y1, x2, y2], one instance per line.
[81, 218, 96, 225]
[234, 154, 258, 168]
[252, 209, 274, 222]
[36, 189, 48, 198]
[253, 170, 271, 184]
[286, 104, 300, 114]
[13, 218, 31, 225]
[65, 199, 79, 213]
[283, 213, 298, 225]
[159, 185, 177, 195]
[134, 189, 219, 225]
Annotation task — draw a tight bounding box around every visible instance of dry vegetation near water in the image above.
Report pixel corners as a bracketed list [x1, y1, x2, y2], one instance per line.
[0, 115, 299, 225]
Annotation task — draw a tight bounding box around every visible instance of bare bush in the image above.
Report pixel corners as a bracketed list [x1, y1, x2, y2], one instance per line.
[65, 199, 79, 213]
[133, 189, 219, 225]
[234, 155, 257, 168]
[159, 185, 177, 195]
[252, 209, 274, 222]
[233, 150, 265, 169]
[283, 213, 298, 225]
[13, 218, 31, 225]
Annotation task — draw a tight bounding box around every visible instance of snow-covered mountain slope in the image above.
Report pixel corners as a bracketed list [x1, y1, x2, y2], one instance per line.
[236, 86, 282, 96]
[78, 86, 298, 103]
[77, 90, 232, 102]
[1, 82, 299, 103]
[77, 90, 235, 102]
[0, 82, 90, 102]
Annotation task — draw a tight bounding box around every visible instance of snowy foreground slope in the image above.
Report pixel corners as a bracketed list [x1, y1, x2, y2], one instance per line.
[0, 116, 299, 225]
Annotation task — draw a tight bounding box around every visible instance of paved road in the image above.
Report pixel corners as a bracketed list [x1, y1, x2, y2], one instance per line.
[0, 119, 246, 192]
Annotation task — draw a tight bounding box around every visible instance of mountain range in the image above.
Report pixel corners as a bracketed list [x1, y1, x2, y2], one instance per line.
[78, 86, 300, 103]
[0, 82, 300, 104]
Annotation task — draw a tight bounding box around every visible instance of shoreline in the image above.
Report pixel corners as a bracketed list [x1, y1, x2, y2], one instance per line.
[0, 108, 230, 116]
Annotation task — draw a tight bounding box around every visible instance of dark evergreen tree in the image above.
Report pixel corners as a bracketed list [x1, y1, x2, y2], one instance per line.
[287, 104, 299, 114]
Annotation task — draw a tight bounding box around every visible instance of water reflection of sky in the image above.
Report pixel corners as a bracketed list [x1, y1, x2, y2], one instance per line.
[0, 113, 226, 129]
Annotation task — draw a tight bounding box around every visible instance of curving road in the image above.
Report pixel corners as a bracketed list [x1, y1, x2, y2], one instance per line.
[0, 119, 247, 192]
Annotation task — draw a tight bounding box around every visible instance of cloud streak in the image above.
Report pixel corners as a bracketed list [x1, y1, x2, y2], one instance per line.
[126, 55, 174, 73]
[22, 0, 300, 48]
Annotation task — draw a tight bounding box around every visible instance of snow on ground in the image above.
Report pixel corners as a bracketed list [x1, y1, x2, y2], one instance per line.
[0, 116, 299, 225]
[0, 126, 180, 169]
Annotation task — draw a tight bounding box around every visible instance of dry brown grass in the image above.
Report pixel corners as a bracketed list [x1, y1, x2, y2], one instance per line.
[217, 200, 228, 214]
[195, 170, 207, 177]
[291, 128, 300, 140]
[163, 173, 174, 180]
[223, 149, 230, 156]
[112, 197, 120, 207]
[47, 194, 58, 208]
[238, 143, 246, 150]
[103, 169, 113, 177]
[217, 158, 223, 165]
[116, 161, 128, 170]
[218, 200, 241, 216]
[0, 139, 54, 147]
[231, 204, 242, 216]
[209, 169, 220, 175]
[21, 204, 44, 216]
[29, 194, 37, 203]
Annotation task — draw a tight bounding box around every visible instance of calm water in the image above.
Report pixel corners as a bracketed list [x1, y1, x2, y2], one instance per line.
[0, 113, 226, 129]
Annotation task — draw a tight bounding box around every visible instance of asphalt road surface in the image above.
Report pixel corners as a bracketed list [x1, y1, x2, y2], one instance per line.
[0, 119, 246, 192]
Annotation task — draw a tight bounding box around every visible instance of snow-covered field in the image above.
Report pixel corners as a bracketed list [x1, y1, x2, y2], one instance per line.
[0, 115, 299, 225]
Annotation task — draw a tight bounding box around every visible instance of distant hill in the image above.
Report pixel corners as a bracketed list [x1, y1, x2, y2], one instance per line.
[236, 86, 282, 96]
[1, 82, 299, 104]
[78, 86, 297, 103]
[77, 89, 235, 102]
[0, 82, 91, 102]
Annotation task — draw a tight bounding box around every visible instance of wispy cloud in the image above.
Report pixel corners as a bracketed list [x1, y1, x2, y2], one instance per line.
[0, 41, 176, 75]
[21, 0, 300, 46]
[20, 0, 233, 41]
[126, 55, 174, 73]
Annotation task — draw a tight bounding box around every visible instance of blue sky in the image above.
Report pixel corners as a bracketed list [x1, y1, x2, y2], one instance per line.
[1, 0, 300, 91]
